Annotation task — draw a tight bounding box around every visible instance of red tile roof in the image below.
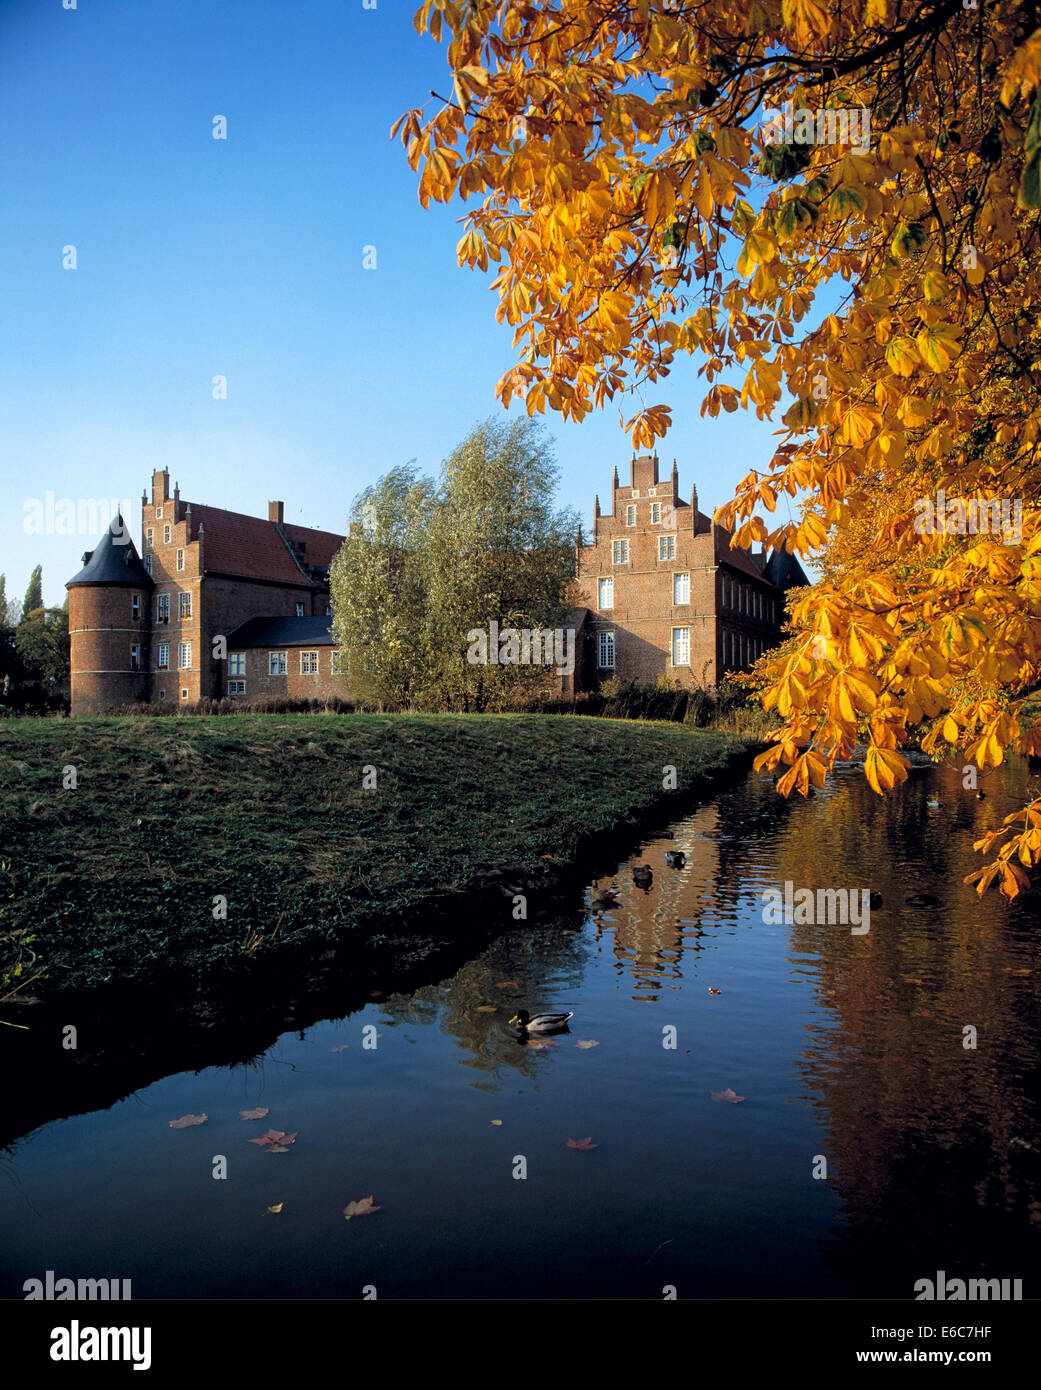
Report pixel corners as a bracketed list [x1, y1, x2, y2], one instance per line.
[186, 503, 344, 585]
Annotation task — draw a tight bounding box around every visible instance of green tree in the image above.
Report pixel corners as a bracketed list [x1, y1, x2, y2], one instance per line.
[21, 566, 42, 621]
[15, 607, 70, 685]
[0, 575, 8, 629]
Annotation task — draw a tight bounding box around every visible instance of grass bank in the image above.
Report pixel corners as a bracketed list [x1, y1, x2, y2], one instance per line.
[0, 712, 754, 1004]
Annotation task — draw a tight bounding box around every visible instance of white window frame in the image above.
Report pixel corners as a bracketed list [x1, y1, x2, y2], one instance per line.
[269, 651, 287, 675]
[673, 572, 690, 605]
[176, 549, 184, 571]
[163, 524, 171, 544]
[156, 506, 163, 519]
[130, 643, 141, 672]
[612, 539, 629, 565]
[300, 650, 319, 674]
[228, 679, 246, 696]
[179, 591, 191, 619]
[131, 593, 141, 619]
[178, 642, 192, 670]
[597, 630, 616, 670]
[156, 643, 169, 670]
[625, 504, 636, 526]
[658, 535, 676, 561]
[651, 502, 661, 525]
[598, 577, 614, 610]
[228, 653, 245, 677]
[672, 627, 691, 667]
[157, 593, 170, 622]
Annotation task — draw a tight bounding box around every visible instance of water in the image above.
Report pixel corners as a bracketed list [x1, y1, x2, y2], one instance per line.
[2, 760, 1040, 1299]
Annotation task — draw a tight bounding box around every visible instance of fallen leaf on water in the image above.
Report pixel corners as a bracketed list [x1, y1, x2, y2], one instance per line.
[330, 1044, 349, 1053]
[576, 1039, 599, 1050]
[267, 1204, 283, 1214]
[490, 1120, 503, 1126]
[566, 1136, 599, 1151]
[496, 980, 520, 989]
[710, 1089, 747, 1104]
[239, 1107, 270, 1120]
[344, 1196, 381, 1220]
[902, 977, 923, 985]
[477, 1005, 497, 1013]
[708, 988, 723, 995]
[250, 1129, 298, 1147]
[169, 1114, 207, 1128]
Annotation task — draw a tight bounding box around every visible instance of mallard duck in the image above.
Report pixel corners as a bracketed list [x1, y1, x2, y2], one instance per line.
[591, 889, 620, 910]
[665, 850, 686, 868]
[510, 1009, 574, 1034]
[632, 864, 653, 886]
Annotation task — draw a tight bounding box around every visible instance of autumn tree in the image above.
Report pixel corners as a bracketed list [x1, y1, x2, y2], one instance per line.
[400, 0, 1041, 895]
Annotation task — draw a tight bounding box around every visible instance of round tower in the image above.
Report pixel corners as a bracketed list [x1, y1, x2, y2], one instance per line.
[66, 515, 154, 716]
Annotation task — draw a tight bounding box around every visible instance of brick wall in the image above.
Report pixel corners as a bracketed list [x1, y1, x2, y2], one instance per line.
[68, 585, 151, 715]
[226, 646, 349, 702]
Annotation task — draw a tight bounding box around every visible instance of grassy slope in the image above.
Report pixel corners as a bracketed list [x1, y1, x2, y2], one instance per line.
[0, 713, 753, 998]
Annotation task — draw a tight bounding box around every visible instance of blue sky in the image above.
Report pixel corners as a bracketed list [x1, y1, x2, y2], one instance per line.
[0, 0, 798, 608]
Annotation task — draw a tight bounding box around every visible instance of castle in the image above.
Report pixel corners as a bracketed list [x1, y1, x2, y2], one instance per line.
[66, 459, 807, 716]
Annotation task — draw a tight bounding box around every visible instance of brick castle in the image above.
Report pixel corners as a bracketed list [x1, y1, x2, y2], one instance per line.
[66, 458, 807, 715]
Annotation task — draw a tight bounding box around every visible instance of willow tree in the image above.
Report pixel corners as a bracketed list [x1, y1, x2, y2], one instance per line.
[398, 0, 1041, 895]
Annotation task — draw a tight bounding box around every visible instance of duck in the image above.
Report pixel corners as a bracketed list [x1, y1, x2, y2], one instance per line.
[509, 1009, 574, 1034]
[591, 889, 620, 910]
[632, 864, 653, 887]
[976, 790, 986, 800]
[665, 850, 686, 869]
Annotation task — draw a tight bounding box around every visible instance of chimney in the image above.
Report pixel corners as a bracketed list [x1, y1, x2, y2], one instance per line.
[152, 468, 170, 505]
[269, 501, 285, 524]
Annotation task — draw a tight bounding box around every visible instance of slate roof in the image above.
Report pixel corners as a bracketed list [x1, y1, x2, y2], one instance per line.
[227, 615, 336, 649]
[763, 547, 811, 591]
[67, 518, 155, 589]
[186, 503, 344, 585]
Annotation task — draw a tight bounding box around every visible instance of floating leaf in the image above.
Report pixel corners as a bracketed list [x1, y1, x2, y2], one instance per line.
[239, 1107, 270, 1120]
[267, 1203, 283, 1214]
[576, 1039, 599, 1049]
[250, 1129, 298, 1147]
[566, 1136, 599, 1150]
[344, 1196, 381, 1220]
[477, 1005, 497, 1012]
[708, 988, 723, 994]
[490, 1119, 503, 1126]
[710, 1089, 747, 1103]
[526, 1037, 557, 1049]
[169, 1114, 207, 1128]
[330, 1044, 349, 1053]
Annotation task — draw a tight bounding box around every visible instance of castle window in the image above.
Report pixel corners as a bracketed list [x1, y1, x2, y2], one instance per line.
[672, 628, 690, 666]
[269, 651, 287, 675]
[625, 505, 636, 526]
[612, 540, 629, 565]
[156, 643, 169, 670]
[300, 650, 318, 674]
[156, 506, 163, 519]
[157, 688, 166, 700]
[673, 572, 690, 605]
[597, 631, 615, 670]
[146, 529, 153, 547]
[130, 644, 141, 672]
[163, 524, 171, 544]
[598, 577, 614, 609]
[144, 555, 152, 575]
[296, 602, 305, 617]
[228, 680, 246, 696]
[176, 550, 184, 571]
[658, 535, 676, 561]
[178, 643, 192, 669]
[332, 651, 347, 675]
[131, 594, 141, 620]
[181, 688, 189, 700]
[157, 593, 170, 622]
[229, 653, 245, 677]
[179, 592, 191, 619]
[651, 502, 661, 525]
